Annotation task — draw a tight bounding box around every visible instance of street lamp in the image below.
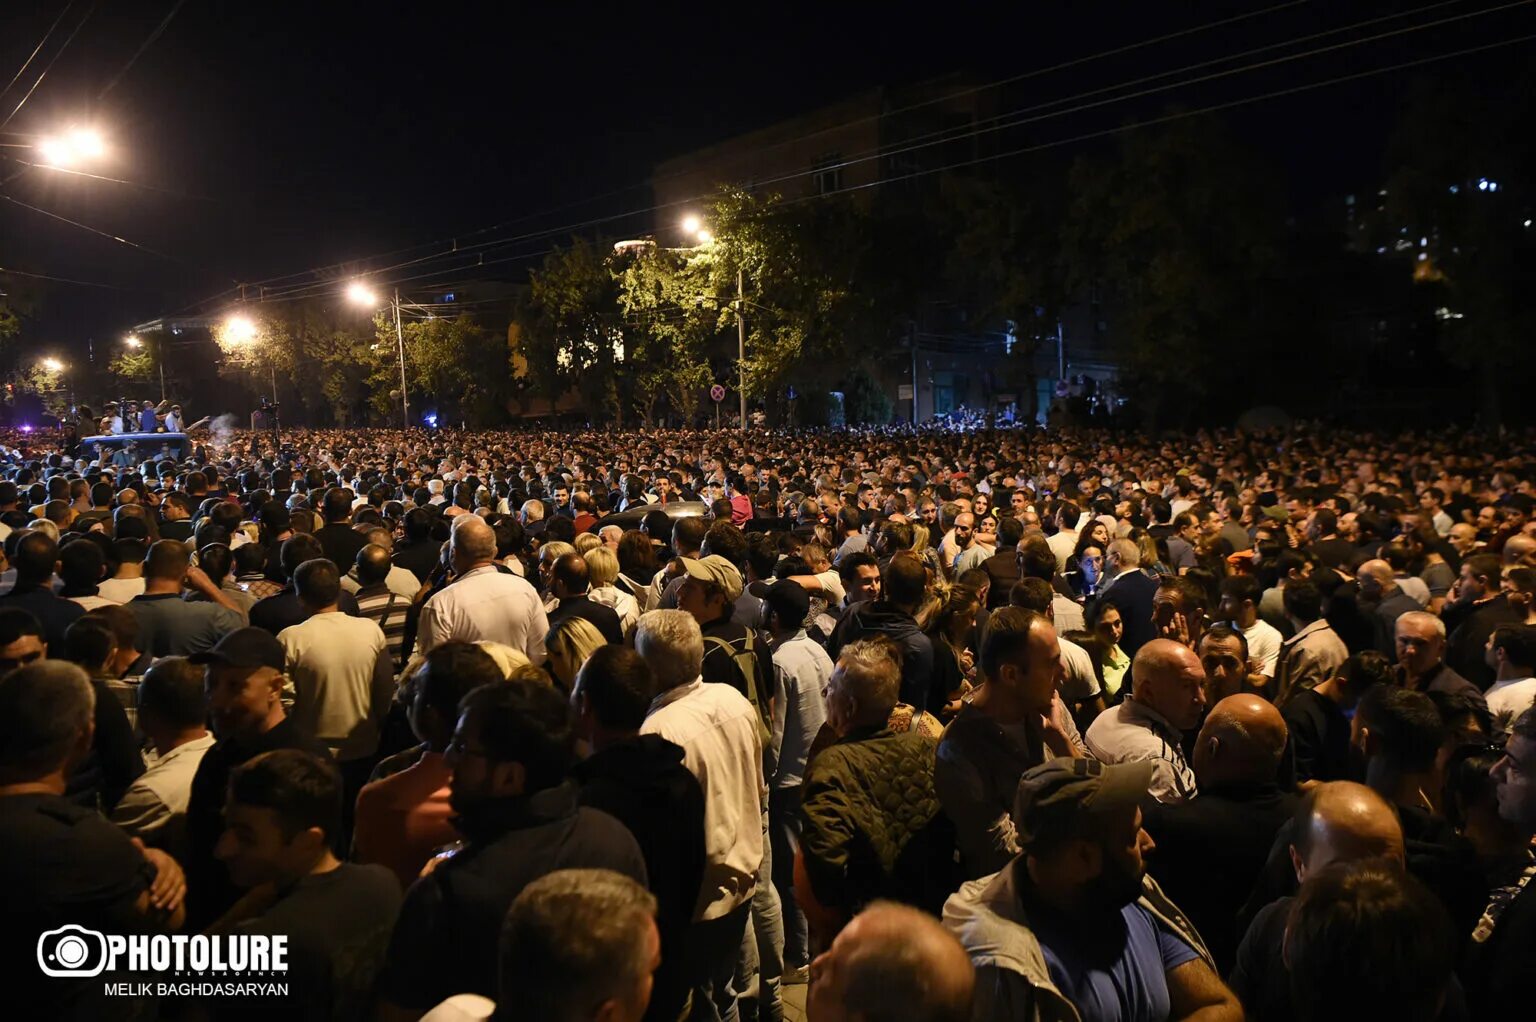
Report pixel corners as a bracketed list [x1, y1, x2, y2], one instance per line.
[222, 313, 276, 407]
[347, 280, 410, 429]
[681, 214, 747, 431]
[123, 334, 166, 401]
[41, 357, 64, 372]
[36, 127, 106, 168]
[224, 314, 258, 344]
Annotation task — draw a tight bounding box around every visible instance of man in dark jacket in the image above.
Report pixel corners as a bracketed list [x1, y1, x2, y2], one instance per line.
[1444, 554, 1521, 690]
[798, 637, 956, 934]
[375, 675, 646, 1016]
[571, 646, 705, 1022]
[545, 552, 623, 645]
[1471, 707, 1536, 1017]
[314, 488, 369, 572]
[1143, 694, 1297, 974]
[1093, 538, 1159, 659]
[827, 551, 935, 710]
[980, 516, 1024, 610]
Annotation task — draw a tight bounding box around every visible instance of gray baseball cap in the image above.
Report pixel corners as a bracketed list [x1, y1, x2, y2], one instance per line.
[1013, 757, 1153, 850]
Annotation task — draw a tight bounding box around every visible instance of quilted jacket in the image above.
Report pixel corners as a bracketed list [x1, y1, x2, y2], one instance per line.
[798, 723, 959, 915]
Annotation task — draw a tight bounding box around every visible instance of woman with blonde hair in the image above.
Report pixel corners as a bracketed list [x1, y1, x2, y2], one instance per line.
[473, 640, 532, 679]
[544, 616, 607, 694]
[572, 532, 602, 556]
[584, 546, 640, 637]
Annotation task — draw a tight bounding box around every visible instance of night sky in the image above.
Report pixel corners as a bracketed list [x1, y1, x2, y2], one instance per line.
[2, 0, 1532, 360]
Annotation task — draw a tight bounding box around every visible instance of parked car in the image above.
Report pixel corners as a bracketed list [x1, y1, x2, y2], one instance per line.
[600, 500, 709, 531]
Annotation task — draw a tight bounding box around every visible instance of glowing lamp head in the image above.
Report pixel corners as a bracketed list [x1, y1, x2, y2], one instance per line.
[224, 315, 258, 343]
[36, 128, 105, 168]
[41, 358, 64, 372]
[67, 128, 105, 159]
[346, 282, 380, 307]
[124, 335, 143, 348]
[682, 215, 702, 237]
[37, 137, 73, 167]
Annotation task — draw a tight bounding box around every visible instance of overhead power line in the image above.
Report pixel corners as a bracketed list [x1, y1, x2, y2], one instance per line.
[0, 0, 99, 132]
[216, 1, 1320, 297]
[228, 6, 1529, 311]
[0, 2, 75, 107]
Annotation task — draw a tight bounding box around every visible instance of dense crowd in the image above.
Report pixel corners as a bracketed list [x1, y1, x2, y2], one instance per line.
[2, 421, 1534, 1022]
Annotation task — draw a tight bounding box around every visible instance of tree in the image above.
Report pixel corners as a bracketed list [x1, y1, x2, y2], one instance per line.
[385, 313, 510, 427]
[520, 238, 623, 421]
[943, 174, 1070, 423]
[1366, 77, 1536, 425]
[842, 365, 893, 425]
[1063, 115, 1283, 427]
[702, 188, 874, 418]
[615, 243, 716, 425]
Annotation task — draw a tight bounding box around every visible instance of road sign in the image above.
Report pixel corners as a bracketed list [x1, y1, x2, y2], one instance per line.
[710, 384, 726, 403]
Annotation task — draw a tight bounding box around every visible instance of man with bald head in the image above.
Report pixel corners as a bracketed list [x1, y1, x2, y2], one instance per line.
[1143, 695, 1297, 973]
[1503, 533, 1536, 570]
[807, 901, 973, 1022]
[1448, 521, 1480, 560]
[1230, 782, 1406, 1020]
[1084, 639, 1206, 803]
[417, 514, 548, 660]
[1356, 558, 1420, 654]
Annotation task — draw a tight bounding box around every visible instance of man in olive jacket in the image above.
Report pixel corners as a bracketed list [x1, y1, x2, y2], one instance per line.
[797, 637, 958, 931]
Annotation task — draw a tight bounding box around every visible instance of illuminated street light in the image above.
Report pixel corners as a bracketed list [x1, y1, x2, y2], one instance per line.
[124, 335, 143, 348]
[41, 357, 64, 372]
[346, 281, 380, 307]
[697, 229, 714, 244]
[681, 214, 702, 236]
[36, 127, 107, 168]
[344, 282, 410, 427]
[224, 314, 258, 343]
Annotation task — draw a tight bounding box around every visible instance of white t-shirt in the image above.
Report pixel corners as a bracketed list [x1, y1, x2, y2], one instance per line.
[1242, 618, 1285, 678]
[98, 576, 147, 604]
[1487, 676, 1536, 737]
[278, 613, 389, 761]
[1059, 636, 1102, 703]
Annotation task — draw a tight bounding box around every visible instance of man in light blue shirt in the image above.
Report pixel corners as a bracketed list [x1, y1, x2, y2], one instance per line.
[763, 579, 831, 979]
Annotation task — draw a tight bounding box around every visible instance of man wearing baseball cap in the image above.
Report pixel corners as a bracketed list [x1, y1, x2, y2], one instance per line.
[182, 627, 328, 929]
[943, 758, 1241, 1022]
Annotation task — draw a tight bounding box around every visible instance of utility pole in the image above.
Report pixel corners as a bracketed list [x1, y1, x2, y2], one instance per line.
[394, 288, 409, 428]
[736, 268, 747, 430]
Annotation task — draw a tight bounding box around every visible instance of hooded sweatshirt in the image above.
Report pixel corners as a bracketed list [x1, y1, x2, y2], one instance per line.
[827, 600, 935, 708]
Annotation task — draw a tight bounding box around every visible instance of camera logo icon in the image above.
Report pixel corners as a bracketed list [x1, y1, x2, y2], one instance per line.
[37, 925, 109, 978]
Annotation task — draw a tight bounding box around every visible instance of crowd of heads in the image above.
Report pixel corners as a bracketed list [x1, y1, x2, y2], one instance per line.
[2, 420, 1536, 1021]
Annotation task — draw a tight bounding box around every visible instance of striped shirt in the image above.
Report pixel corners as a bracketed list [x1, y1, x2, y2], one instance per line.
[355, 584, 410, 667]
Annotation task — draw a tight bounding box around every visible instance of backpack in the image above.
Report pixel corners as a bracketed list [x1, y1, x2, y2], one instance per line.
[703, 627, 773, 746]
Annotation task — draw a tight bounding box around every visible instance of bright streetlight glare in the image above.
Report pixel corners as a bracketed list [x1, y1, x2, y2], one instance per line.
[697, 229, 714, 244]
[682, 215, 702, 236]
[224, 314, 258, 343]
[36, 127, 106, 168]
[68, 128, 105, 158]
[346, 282, 380, 307]
[41, 357, 64, 372]
[37, 137, 73, 167]
[124, 335, 143, 348]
